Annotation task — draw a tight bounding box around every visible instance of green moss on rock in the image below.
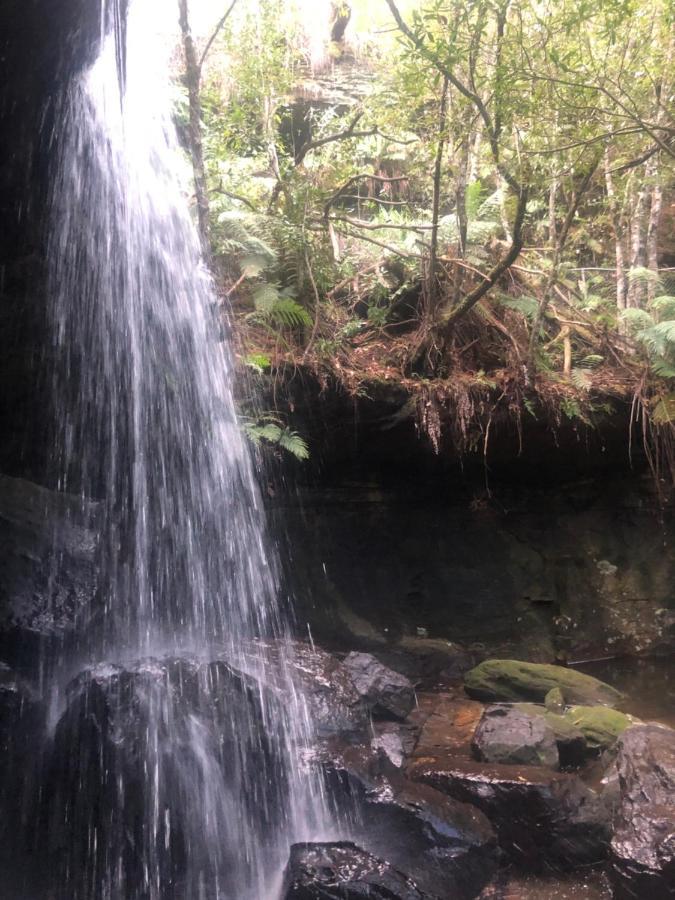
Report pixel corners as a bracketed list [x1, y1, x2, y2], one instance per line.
[464, 659, 623, 707]
[563, 705, 633, 752]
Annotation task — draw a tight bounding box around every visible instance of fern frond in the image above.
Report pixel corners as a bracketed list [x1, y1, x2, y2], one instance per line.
[648, 295, 675, 321]
[500, 295, 539, 321]
[651, 357, 675, 379]
[571, 368, 592, 392]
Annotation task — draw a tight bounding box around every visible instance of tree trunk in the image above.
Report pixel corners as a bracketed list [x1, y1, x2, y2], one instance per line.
[646, 153, 663, 303]
[426, 75, 449, 321]
[626, 174, 648, 308]
[604, 149, 627, 311]
[178, 0, 211, 254]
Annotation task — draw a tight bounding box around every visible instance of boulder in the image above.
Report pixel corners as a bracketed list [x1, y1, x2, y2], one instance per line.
[282, 841, 432, 899]
[564, 705, 633, 754]
[464, 660, 622, 708]
[409, 692, 483, 759]
[45, 655, 293, 895]
[284, 642, 370, 739]
[340, 652, 415, 721]
[407, 754, 612, 869]
[610, 724, 675, 898]
[515, 703, 587, 768]
[321, 743, 497, 899]
[472, 705, 559, 769]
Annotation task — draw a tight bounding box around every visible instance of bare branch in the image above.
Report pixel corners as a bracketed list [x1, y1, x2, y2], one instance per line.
[198, 0, 239, 75]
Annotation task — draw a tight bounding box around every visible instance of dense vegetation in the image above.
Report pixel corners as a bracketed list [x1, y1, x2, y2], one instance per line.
[175, 0, 674, 470]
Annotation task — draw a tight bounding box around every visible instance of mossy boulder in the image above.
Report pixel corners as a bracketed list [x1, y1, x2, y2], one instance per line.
[564, 705, 633, 753]
[545, 687, 565, 713]
[464, 659, 623, 708]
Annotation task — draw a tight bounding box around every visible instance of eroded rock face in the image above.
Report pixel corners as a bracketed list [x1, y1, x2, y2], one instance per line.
[407, 754, 612, 869]
[610, 724, 675, 898]
[282, 842, 432, 899]
[0, 475, 99, 661]
[472, 705, 559, 769]
[321, 743, 497, 899]
[464, 660, 623, 708]
[340, 652, 415, 721]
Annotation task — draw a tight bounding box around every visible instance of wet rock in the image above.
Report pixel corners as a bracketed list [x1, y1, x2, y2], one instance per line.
[45, 655, 291, 893]
[407, 754, 612, 869]
[340, 651, 415, 721]
[515, 703, 588, 768]
[0, 475, 99, 661]
[371, 723, 412, 769]
[376, 637, 476, 685]
[0, 662, 42, 861]
[321, 743, 497, 899]
[284, 641, 370, 738]
[464, 659, 623, 708]
[564, 705, 633, 754]
[610, 724, 675, 898]
[410, 693, 483, 759]
[282, 841, 432, 899]
[472, 705, 559, 768]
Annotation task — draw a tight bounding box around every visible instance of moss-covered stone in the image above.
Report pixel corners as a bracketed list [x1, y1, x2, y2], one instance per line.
[464, 659, 623, 707]
[545, 687, 565, 713]
[563, 705, 633, 752]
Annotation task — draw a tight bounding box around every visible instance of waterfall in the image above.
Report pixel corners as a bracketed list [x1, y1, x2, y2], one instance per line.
[42, 0, 328, 896]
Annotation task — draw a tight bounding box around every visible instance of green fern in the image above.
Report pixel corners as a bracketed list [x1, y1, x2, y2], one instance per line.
[499, 295, 540, 321]
[648, 295, 675, 321]
[249, 283, 311, 328]
[242, 418, 310, 460]
[571, 368, 592, 392]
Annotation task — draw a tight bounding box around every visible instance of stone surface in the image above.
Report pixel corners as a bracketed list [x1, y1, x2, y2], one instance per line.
[321, 743, 497, 899]
[407, 754, 612, 869]
[610, 724, 675, 898]
[564, 705, 634, 753]
[276, 478, 675, 664]
[515, 703, 588, 768]
[340, 651, 415, 720]
[410, 692, 484, 759]
[285, 641, 370, 739]
[0, 475, 99, 661]
[464, 660, 623, 707]
[44, 656, 292, 892]
[282, 841, 432, 899]
[472, 705, 559, 769]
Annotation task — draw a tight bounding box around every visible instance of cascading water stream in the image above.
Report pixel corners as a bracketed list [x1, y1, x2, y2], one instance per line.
[42, 1, 330, 896]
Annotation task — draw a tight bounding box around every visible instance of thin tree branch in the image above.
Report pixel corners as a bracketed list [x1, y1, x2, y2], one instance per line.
[197, 0, 238, 76]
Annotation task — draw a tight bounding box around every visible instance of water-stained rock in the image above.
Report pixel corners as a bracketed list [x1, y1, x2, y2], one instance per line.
[610, 724, 675, 898]
[340, 651, 415, 721]
[407, 754, 612, 869]
[282, 841, 432, 899]
[514, 703, 588, 768]
[0, 475, 99, 661]
[464, 660, 623, 708]
[45, 655, 292, 896]
[284, 641, 370, 738]
[321, 743, 497, 899]
[472, 705, 559, 769]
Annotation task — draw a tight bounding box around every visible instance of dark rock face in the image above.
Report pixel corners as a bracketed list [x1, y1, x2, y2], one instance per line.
[464, 660, 623, 708]
[285, 641, 370, 739]
[610, 724, 675, 898]
[340, 652, 415, 721]
[278, 479, 675, 663]
[44, 656, 291, 897]
[0, 475, 99, 663]
[321, 744, 497, 899]
[472, 705, 559, 769]
[407, 754, 612, 869]
[282, 842, 432, 899]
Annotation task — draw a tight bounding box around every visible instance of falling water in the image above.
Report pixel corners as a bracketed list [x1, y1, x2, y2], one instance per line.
[42, 0, 328, 896]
